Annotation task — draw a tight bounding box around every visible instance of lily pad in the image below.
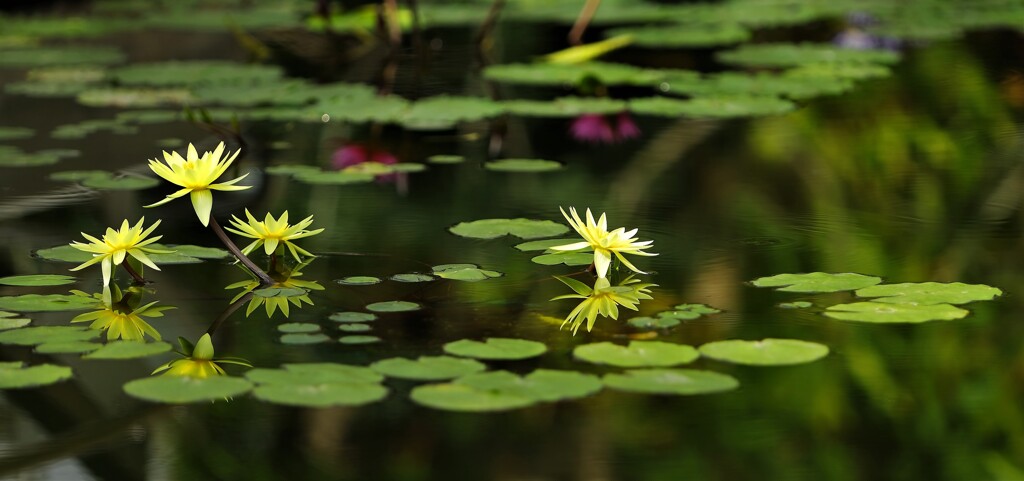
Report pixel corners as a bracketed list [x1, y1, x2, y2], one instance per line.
[824, 302, 969, 323]
[81, 174, 160, 191]
[0, 46, 125, 67]
[658, 303, 721, 320]
[427, 154, 465, 164]
[0, 317, 31, 330]
[531, 252, 594, 266]
[751, 272, 882, 293]
[337, 276, 382, 286]
[338, 323, 372, 332]
[77, 88, 194, 107]
[699, 339, 829, 366]
[0, 363, 73, 389]
[246, 363, 383, 385]
[0, 127, 34, 140]
[853, 282, 1002, 305]
[0, 294, 97, 312]
[716, 43, 901, 68]
[329, 312, 377, 323]
[628, 316, 680, 329]
[371, 355, 486, 381]
[111, 61, 283, 86]
[661, 72, 853, 100]
[449, 218, 569, 240]
[0, 325, 99, 345]
[35, 341, 101, 354]
[83, 341, 172, 360]
[607, 23, 751, 48]
[504, 97, 628, 117]
[602, 369, 739, 395]
[483, 61, 663, 87]
[0, 275, 76, 287]
[390, 273, 436, 283]
[280, 333, 330, 344]
[277, 323, 321, 333]
[484, 159, 563, 173]
[253, 382, 388, 407]
[457, 369, 602, 402]
[787, 63, 893, 81]
[399, 95, 505, 130]
[164, 245, 230, 259]
[779, 301, 813, 309]
[432, 264, 502, 282]
[365, 301, 420, 313]
[34, 245, 204, 265]
[443, 338, 548, 361]
[629, 96, 796, 118]
[411, 382, 535, 412]
[0, 147, 79, 167]
[573, 341, 699, 368]
[316, 95, 410, 124]
[51, 120, 138, 139]
[338, 335, 380, 344]
[123, 376, 253, 403]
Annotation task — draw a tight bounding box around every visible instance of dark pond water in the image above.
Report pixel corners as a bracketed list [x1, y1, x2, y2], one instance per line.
[2, 1, 1024, 480]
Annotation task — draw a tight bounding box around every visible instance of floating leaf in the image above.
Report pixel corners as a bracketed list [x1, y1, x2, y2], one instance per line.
[112, 61, 283, 86]
[35, 244, 212, 265]
[0, 294, 97, 312]
[824, 302, 969, 323]
[410, 383, 535, 412]
[338, 323, 372, 332]
[0, 318, 31, 330]
[787, 63, 892, 81]
[629, 96, 796, 118]
[253, 382, 388, 407]
[444, 338, 547, 361]
[657, 303, 721, 320]
[390, 273, 436, 283]
[339, 335, 380, 344]
[246, 363, 383, 385]
[164, 245, 230, 259]
[337, 276, 382, 286]
[427, 154, 465, 164]
[0, 325, 99, 345]
[603, 369, 739, 395]
[779, 301, 813, 309]
[0, 275, 76, 287]
[607, 23, 750, 48]
[484, 159, 563, 173]
[661, 72, 852, 100]
[50, 170, 108, 182]
[365, 301, 420, 313]
[35, 341, 100, 354]
[0, 127, 34, 140]
[83, 341, 172, 359]
[81, 174, 160, 191]
[51, 120, 138, 139]
[371, 356, 486, 381]
[0, 363, 72, 389]
[628, 316, 679, 329]
[123, 376, 253, 403]
[751, 272, 882, 293]
[316, 95, 410, 123]
[0, 146, 79, 167]
[77, 88, 194, 107]
[505, 97, 628, 117]
[0, 46, 125, 67]
[449, 218, 569, 240]
[399, 95, 505, 130]
[483, 61, 663, 87]
[574, 341, 699, 367]
[699, 339, 829, 366]
[457, 369, 602, 402]
[329, 312, 377, 323]
[277, 323, 320, 333]
[716, 43, 901, 68]
[280, 333, 330, 344]
[531, 252, 594, 266]
[853, 282, 1002, 305]
[432, 264, 502, 282]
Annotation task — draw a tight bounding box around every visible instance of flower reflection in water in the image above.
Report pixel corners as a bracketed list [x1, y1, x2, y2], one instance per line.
[226, 259, 323, 318]
[71, 286, 173, 341]
[153, 333, 252, 379]
[570, 112, 641, 144]
[551, 275, 655, 334]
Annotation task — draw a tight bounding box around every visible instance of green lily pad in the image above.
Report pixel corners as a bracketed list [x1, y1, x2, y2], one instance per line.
[365, 301, 421, 313]
[0, 363, 73, 389]
[246, 363, 383, 385]
[603, 369, 739, 395]
[427, 154, 465, 164]
[370, 355, 486, 381]
[337, 276, 382, 286]
[81, 174, 160, 191]
[751, 272, 882, 293]
[699, 339, 829, 366]
[449, 218, 569, 240]
[787, 63, 893, 81]
[484, 159, 563, 173]
[123, 376, 253, 403]
[531, 252, 594, 266]
[456, 369, 602, 402]
[0, 294, 97, 312]
[0, 318, 31, 330]
[483, 61, 663, 87]
[779, 301, 813, 309]
[316, 95, 410, 123]
[607, 23, 751, 48]
[83, 341, 172, 360]
[339, 335, 380, 344]
[164, 245, 230, 259]
[35, 341, 101, 354]
[573, 341, 699, 368]
[628, 316, 680, 329]
[51, 120, 138, 139]
[35, 244, 207, 265]
[338, 323, 372, 332]
[432, 264, 502, 281]
[0, 147, 79, 167]
[329, 312, 377, 323]
[514, 238, 579, 251]
[0, 46, 125, 67]
[824, 302, 969, 324]
[661, 72, 853, 100]
[77, 88, 194, 107]
[629, 96, 796, 118]
[0, 275, 76, 287]
[253, 382, 388, 407]
[853, 282, 1002, 305]
[0, 325, 99, 345]
[390, 273, 436, 283]
[410, 383, 535, 412]
[505, 97, 628, 117]
[277, 323, 320, 333]
[658, 303, 721, 320]
[50, 170, 109, 182]
[280, 333, 330, 344]
[443, 338, 548, 361]
[112, 61, 283, 86]
[0, 127, 34, 140]
[716, 43, 901, 68]
[399, 95, 505, 130]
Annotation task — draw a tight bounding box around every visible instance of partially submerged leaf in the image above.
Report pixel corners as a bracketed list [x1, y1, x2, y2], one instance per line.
[338, 335, 380, 344]
[390, 273, 436, 283]
[505, 97, 628, 117]
[254, 382, 388, 407]
[456, 369, 602, 402]
[606, 23, 751, 48]
[483, 61, 663, 87]
[337, 276, 382, 286]
[629, 96, 796, 118]
[432, 264, 502, 282]
[410, 382, 535, 412]
[329, 312, 377, 323]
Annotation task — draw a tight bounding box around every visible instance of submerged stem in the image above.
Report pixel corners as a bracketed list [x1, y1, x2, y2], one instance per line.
[208, 216, 275, 286]
[121, 262, 146, 285]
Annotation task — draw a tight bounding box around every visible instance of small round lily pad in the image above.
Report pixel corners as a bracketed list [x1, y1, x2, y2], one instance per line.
[277, 323, 321, 333]
[83, 341, 172, 359]
[371, 355, 486, 381]
[751, 272, 882, 293]
[449, 218, 569, 240]
[366, 301, 420, 313]
[338, 323, 372, 332]
[123, 376, 253, 403]
[280, 333, 331, 344]
[779, 301, 812, 309]
[484, 159, 563, 173]
[603, 369, 739, 395]
[410, 383, 535, 412]
[573, 341, 699, 368]
[390, 273, 436, 283]
[0, 363, 73, 389]
[329, 312, 377, 323]
[432, 264, 503, 282]
[339, 335, 380, 344]
[443, 338, 548, 361]
[0, 274, 76, 286]
[699, 339, 829, 366]
[824, 302, 969, 323]
[427, 154, 465, 164]
[628, 316, 680, 329]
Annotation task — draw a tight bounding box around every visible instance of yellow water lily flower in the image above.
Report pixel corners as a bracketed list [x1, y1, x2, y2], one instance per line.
[71, 289, 173, 341]
[145, 142, 250, 227]
[551, 275, 654, 334]
[549, 207, 657, 278]
[224, 209, 324, 262]
[152, 333, 252, 379]
[69, 217, 171, 286]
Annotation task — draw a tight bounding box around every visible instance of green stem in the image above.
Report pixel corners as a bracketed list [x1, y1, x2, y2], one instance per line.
[120, 262, 146, 285]
[208, 217, 275, 286]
